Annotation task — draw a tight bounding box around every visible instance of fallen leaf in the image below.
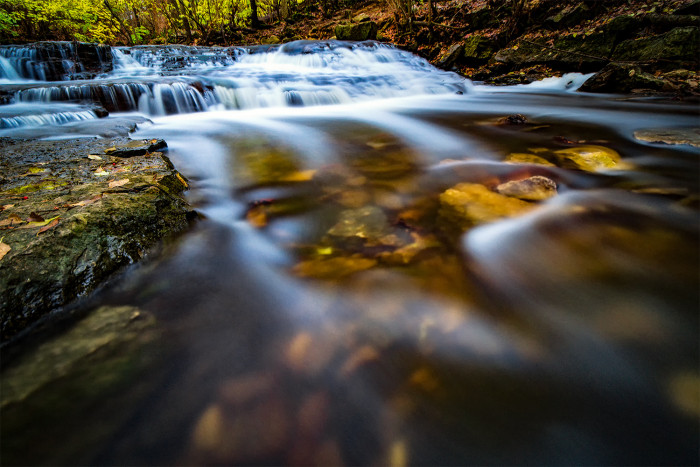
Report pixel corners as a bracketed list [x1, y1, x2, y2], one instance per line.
[0, 240, 10, 261]
[28, 212, 44, 222]
[37, 217, 59, 235]
[18, 215, 60, 230]
[1, 204, 14, 211]
[87, 154, 102, 160]
[108, 178, 130, 188]
[94, 168, 109, 176]
[0, 213, 24, 227]
[68, 194, 103, 208]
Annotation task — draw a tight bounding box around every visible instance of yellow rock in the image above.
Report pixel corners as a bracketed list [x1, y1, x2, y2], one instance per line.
[504, 152, 555, 166]
[554, 145, 623, 171]
[438, 183, 533, 231]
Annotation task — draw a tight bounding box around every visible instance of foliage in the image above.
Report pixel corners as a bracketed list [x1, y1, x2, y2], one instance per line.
[0, 0, 310, 44]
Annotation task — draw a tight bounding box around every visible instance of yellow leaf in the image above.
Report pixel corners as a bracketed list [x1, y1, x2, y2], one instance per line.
[18, 215, 60, 230]
[87, 154, 102, 160]
[108, 178, 129, 188]
[1, 204, 15, 210]
[94, 168, 109, 176]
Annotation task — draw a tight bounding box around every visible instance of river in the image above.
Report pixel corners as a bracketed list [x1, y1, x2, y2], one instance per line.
[1, 41, 698, 465]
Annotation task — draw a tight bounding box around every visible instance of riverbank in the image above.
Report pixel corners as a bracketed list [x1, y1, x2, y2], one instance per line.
[230, 0, 700, 97]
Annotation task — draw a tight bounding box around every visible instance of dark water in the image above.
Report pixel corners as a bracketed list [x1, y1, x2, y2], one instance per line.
[1, 42, 698, 465]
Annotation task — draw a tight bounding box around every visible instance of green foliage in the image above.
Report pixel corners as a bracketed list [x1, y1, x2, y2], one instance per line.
[1, 0, 308, 44]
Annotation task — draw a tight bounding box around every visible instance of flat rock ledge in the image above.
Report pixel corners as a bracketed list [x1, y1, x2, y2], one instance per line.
[0, 135, 195, 340]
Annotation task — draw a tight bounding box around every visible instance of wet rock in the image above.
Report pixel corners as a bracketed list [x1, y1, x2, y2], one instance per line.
[438, 183, 533, 234]
[497, 114, 528, 125]
[633, 128, 700, 148]
[0, 137, 192, 339]
[334, 21, 378, 41]
[1, 305, 156, 409]
[495, 176, 557, 201]
[327, 206, 391, 241]
[0, 304, 160, 465]
[0, 41, 113, 81]
[553, 145, 623, 171]
[578, 63, 665, 94]
[104, 138, 168, 158]
[504, 153, 555, 166]
[294, 255, 378, 279]
[545, 2, 600, 29]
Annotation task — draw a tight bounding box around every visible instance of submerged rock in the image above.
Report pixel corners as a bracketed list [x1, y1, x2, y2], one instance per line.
[0, 137, 193, 339]
[553, 145, 623, 171]
[496, 176, 558, 201]
[438, 183, 533, 234]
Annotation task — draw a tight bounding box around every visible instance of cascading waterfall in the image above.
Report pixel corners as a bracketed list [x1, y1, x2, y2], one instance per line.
[0, 41, 472, 120]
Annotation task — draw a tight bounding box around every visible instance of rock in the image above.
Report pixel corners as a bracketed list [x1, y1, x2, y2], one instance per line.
[334, 21, 378, 41]
[613, 27, 700, 67]
[0, 304, 161, 465]
[675, 0, 700, 16]
[0, 42, 113, 81]
[553, 145, 623, 171]
[437, 43, 464, 69]
[262, 35, 281, 45]
[0, 137, 192, 339]
[327, 206, 390, 241]
[545, 2, 600, 29]
[578, 63, 665, 93]
[504, 153, 556, 166]
[633, 128, 700, 147]
[494, 32, 613, 73]
[104, 138, 168, 158]
[495, 176, 557, 201]
[462, 35, 498, 65]
[438, 183, 533, 234]
[1, 305, 156, 409]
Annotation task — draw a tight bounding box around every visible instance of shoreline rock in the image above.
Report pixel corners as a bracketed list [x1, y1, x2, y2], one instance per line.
[0, 132, 195, 340]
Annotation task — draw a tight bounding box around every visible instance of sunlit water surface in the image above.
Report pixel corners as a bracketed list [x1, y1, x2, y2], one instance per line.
[1, 42, 698, 465]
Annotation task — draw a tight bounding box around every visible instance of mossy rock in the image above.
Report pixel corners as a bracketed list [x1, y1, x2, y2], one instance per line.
[334, 21, 378, 41]
[0, 138, 193, 339]
[463, 35, 498, 64]
[613, 27, 700, 67]
[578, 63, 666, 93]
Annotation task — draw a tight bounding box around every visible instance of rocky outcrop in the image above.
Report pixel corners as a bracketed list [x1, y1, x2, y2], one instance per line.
[0, 132, 194, 339]
[0, 42, 113, 81]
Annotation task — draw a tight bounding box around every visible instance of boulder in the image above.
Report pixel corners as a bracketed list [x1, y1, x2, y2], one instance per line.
[437, 43, 465, 69]
[578, 63, 666, 93]
[334, 21, 378, 41]
[462, 35, 499, 65]
[612, 27, 700, 68]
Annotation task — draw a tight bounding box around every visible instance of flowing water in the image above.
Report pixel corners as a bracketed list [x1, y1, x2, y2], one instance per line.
[1, 41, 698, 465]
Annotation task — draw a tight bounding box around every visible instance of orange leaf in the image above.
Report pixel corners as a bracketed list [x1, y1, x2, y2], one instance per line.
[0, 240, 10, 260]
[37, 218, 59, 235]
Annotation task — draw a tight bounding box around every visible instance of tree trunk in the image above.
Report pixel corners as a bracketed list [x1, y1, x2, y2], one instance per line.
[249, 0, 260, 28]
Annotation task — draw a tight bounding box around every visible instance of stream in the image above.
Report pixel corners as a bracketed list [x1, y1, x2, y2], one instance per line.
[1, 41, 699, 465]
